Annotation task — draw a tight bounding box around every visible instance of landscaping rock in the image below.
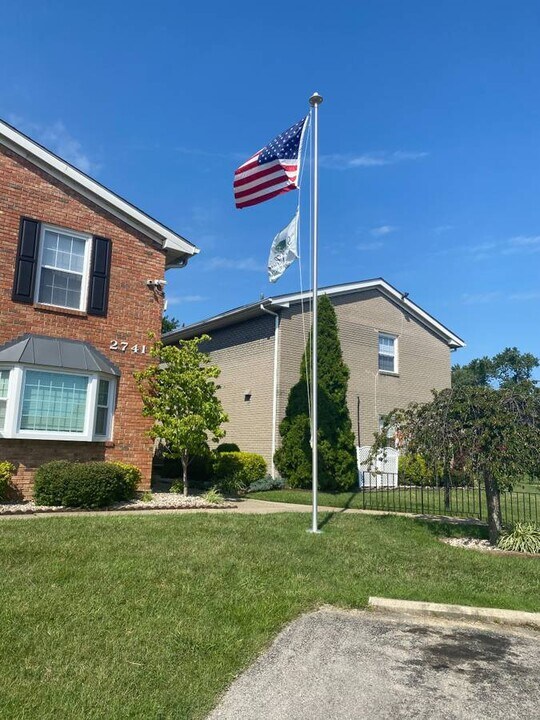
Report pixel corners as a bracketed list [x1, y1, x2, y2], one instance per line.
[0, 492, 233, 515]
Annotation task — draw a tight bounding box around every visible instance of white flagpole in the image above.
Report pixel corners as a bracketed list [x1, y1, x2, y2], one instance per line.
[309, 91, 323, 534]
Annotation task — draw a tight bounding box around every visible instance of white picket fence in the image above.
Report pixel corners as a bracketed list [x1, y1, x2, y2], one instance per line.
[357, 446, 399, 488]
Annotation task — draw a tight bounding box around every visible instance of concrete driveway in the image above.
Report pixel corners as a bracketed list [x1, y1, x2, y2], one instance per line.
[208, 608, 540, 720]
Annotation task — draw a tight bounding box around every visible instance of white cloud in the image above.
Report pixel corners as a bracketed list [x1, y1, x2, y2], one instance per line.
[206, 256, 266, 272]
[357, 241, 384, 251]
[432, 225, 453, 235]
[320, 150, 428, 170]
[503, 236, 540, 254]
[370, 225, 397, 237]
[509, 290, 540, 301]
[166, 294, 207, 305]
[8, 115, 97, 174]
[461, 291, 501, 305]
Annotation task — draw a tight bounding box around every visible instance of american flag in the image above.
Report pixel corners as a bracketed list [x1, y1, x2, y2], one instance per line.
[234, 117, 308, 209]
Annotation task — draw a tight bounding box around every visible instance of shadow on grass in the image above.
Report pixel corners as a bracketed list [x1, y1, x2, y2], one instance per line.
[415, 518, 489, 540]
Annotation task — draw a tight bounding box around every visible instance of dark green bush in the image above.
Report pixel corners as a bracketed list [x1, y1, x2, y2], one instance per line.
[33, 461, 138, 508]
[112, 462, 142, 497]
[247, 474, 285, 493]
[0, 461, 15, 500]
[216, 443, 240, 453]
[275, 296, 357, 492]
[212, 452, 267, 494]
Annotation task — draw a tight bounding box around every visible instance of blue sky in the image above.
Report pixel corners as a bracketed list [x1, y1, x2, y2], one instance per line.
[2, 1, 539, 370]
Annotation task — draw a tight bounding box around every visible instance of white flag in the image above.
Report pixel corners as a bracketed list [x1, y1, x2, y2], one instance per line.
[268, 211, 299, 283]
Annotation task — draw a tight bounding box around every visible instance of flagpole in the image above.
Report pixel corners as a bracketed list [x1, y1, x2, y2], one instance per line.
[309, 91, 323, 534]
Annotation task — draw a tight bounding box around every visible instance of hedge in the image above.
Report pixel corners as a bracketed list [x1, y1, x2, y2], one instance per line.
[212, 452, 267, 494]
[33, 461, 140, 508]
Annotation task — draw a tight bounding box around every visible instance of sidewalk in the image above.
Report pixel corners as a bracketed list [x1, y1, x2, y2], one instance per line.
[0, 497, 484, 524]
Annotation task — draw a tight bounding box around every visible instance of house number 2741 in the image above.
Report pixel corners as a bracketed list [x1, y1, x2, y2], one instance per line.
[110, 341, 147, 354]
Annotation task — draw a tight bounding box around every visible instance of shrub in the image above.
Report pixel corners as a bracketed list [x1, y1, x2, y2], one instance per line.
[275, 296, 358, 492]
[247, 474, 285, 493]
[33, 461, 135, 508]
[216, 443, 240, 453]
[111, 462, 141, 498]
[212, 452, 267, 494]
[398, 454, 434, 486]
[202, 487, 225, 505]
[497, 523, 540, 554]
[0, 461, 16, 500]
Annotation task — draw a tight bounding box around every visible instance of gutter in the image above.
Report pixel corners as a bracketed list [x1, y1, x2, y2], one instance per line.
[260, 302, 280, 477]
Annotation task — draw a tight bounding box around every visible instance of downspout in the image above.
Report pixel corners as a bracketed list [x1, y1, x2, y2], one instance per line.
[260, 303, 280, 477]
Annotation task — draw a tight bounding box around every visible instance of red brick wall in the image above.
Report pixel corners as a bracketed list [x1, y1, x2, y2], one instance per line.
[0, 145, 167, 498]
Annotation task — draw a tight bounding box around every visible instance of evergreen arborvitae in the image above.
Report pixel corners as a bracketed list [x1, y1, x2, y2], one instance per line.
[274, 295, 358, 491]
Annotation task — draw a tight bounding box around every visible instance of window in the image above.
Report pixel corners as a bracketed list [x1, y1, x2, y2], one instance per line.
[20, 371, 88, 433]
[36, 227, 90, 310]
[0, 367, 115, 442]
[0, 369, 9, 430]
[94, 379, 111, 436]
[378, 333, 397, 373]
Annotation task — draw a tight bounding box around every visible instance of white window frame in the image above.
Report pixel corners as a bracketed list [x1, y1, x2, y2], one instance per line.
[94, 378, 113, 438]
[378, 332, 398, 375]
[0, 368, 9, 431]
[34, 224, 92, 312]
[0, 365, 116, 442]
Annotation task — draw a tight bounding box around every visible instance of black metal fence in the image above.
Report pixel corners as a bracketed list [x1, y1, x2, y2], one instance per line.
[359, 472, 539, 525]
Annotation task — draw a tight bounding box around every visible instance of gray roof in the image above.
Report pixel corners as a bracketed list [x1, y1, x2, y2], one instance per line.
[0, 335, 120, 376]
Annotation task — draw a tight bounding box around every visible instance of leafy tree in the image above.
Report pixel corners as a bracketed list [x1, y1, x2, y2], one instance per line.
[135, 336, 228, 495]
[374, 385, 540, 544]
[162, 315, 180, 334]
[491, 347, 539, 387]
[452, 347, 539, 389]
[275, 295, 357, 491]
[451, 357, 493, 388]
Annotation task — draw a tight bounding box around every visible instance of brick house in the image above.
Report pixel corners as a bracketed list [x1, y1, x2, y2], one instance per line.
[163, 280, 465, 474]
[0, 119, 198, 497]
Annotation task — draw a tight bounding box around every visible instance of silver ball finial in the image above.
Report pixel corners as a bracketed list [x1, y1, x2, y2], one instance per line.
[309, 92, 323, 106]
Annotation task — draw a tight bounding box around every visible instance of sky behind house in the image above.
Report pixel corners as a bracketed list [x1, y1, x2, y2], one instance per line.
[1, 1, 539, 371]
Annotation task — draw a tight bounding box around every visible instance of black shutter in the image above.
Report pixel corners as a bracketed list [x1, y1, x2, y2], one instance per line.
[12, 217, 40, 303]
[87, 236, 112, 316]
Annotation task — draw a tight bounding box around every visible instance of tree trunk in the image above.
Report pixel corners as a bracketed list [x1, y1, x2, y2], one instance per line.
[181, 454, 189, 497]
[443, 474, 451, 512]
[483, 471, 503, 545]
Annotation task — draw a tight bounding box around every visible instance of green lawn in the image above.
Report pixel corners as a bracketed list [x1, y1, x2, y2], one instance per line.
[1, 512, 539, 719]
[250, 486, 540, 524]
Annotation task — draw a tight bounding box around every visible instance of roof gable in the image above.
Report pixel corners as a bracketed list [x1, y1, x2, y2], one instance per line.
[0, 119, 199, 268]
[163, 278, 465, 349]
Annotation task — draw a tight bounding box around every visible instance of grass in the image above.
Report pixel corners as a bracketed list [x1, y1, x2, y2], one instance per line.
[1, 512, 539, 719]
[250, 486, 540, 524]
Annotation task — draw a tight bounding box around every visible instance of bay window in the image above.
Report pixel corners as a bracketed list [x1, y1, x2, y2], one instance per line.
[0, 366, 115, 441]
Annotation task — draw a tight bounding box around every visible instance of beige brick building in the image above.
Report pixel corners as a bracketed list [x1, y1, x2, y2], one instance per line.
[163, 280, 465, 474]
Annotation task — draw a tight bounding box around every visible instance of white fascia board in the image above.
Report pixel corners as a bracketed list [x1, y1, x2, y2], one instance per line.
[0, 121, 199, 259]
[270, 279, 465, 348]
